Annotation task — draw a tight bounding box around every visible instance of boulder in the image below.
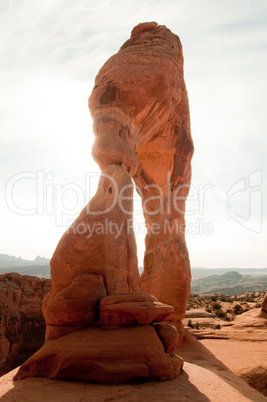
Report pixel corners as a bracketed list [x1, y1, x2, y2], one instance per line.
[154, 323, 180, 353]
[15, 326, 183, 383]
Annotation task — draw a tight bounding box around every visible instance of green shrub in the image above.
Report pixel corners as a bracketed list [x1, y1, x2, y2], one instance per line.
[233, 304, 242, 315]
[187, 319, 194, 328]
[215, 310, 226, 318]
[210, 295, 218, 301]
[211, 302, 222, 310]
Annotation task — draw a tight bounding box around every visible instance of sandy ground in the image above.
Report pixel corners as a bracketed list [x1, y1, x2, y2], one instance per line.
[0, 332, 266, 402]
[199, 337, 267, 398]
[200, 339, 267, 375]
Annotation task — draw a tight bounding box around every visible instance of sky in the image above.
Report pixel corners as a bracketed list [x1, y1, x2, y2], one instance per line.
[0, 0, 266, 268]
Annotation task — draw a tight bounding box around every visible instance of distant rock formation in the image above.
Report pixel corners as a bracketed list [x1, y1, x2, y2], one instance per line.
[0, 254, 50, 269]
[16, 22, 193, 383]
[0, 273, 50, 375]
[191, 272, 267, 295]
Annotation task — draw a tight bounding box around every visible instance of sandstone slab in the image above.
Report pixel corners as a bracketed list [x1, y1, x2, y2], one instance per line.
[233, 308, 267, 328]
[99, 292, 174, 325]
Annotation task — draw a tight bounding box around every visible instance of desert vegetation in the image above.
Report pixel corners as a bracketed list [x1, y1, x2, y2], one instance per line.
[186, 291, 265, 326]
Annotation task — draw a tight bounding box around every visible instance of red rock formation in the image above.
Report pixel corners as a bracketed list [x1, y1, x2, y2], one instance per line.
[16, 22, 192, 383]
[261, 292, 267, 314]
[16, 165, 183, 381]
[0, 273, 50, 375]
[47, 165, 139, 298]
[41, 164, 139, 341]
[89, 21, 193, 322]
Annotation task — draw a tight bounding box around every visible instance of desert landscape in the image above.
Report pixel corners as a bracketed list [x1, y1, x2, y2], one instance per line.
[1, 2, 267, 401]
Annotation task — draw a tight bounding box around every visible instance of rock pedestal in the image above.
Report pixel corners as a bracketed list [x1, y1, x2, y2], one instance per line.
[16, 22, 193, 383]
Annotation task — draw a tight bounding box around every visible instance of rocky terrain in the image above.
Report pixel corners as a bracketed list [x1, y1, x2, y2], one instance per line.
[187, 291, 265, 323]
[0, 273, 50, 375]
[0, 265, 51, 278]
[1, 272, 266, 397]
[183, 291, 267, 397]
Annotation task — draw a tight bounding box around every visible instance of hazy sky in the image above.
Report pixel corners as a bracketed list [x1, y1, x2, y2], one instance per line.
[1, 0, 266, 268]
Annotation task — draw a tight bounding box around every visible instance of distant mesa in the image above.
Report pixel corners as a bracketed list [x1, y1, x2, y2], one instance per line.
[0, 254, 50, 268]
[191, 271, 267, 295]
[0, 254, 51, 278]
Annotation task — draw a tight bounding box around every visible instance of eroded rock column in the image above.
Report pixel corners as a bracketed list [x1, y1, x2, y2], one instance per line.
[89, 21, 194, 322]
[42, 164, 140, 340]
